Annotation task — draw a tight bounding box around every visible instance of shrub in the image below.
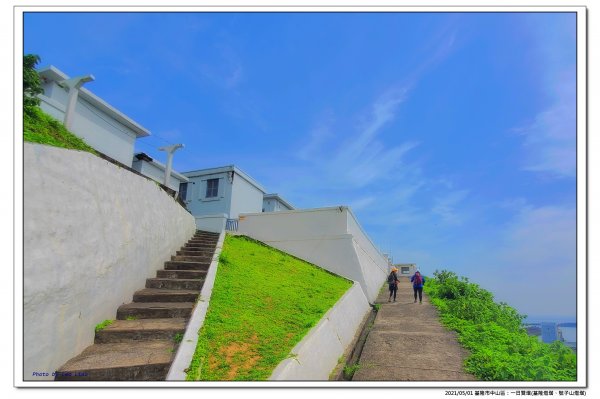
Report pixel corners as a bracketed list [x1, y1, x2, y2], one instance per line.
[23, 54, 43, 112]
[425, 270, 576, 381]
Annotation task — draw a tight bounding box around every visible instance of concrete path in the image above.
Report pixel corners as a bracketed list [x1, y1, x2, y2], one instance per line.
[352, 277, 476, 381]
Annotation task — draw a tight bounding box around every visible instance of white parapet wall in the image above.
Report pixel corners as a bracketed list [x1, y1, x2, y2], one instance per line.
[23, 143, 197, 381]
[237, 207, 388, 303]
[269, 282, 371, 380]
[194, 214, 227, 233]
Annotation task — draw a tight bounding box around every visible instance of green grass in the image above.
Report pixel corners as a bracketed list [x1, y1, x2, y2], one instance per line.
[186, 234, 352, 381]
[343, 363, 361, 380]
[125, 315, 138, 321]
[23, 106, 97, 154]
[94, 319, 114, 333]
[173, 333, 184, 344]
[425, 270, 576, 381]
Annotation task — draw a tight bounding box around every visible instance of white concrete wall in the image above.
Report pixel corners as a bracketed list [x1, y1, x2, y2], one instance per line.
[38, 81, 138, 166]
[23, 143, 197, 380]
[237, 207, 388, 303]
[195, 214, 227, 233]
[229, 174, 264, 219]
[269, 283, 371, 380]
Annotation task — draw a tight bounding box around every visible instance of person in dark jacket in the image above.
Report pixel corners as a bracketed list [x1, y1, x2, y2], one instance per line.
[388, 267, 400, 302]
[410, 270, 426, 303]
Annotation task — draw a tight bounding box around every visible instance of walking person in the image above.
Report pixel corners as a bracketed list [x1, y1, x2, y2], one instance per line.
[411, 270, 426, 303]
[387, 267, 400, 302]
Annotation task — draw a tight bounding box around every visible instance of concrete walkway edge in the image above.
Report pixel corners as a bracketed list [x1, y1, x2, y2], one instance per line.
[166, 230, 226, 381]
[352, 277, 475, 381]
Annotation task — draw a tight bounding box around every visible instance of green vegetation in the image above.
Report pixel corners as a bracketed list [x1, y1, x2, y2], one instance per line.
[343, 363, 361, 380]
[23, 54, 43, 111]
[94, 320, 114, 333]
[173, 333, 184, 344]
[24, 106, 97, 154]
[22, 53, 97, 154]
[186, 234, 352, 381]
[125, 315, 138, 321]
[425, 270, 576, 381]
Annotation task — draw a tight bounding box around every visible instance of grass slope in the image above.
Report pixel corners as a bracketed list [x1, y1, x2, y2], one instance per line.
[425, 270, 576, 381]
[23, 107, 97, 154]
[186, 235, 352, 381]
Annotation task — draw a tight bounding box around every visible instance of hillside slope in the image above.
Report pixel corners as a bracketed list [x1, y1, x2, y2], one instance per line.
[186, 235, 352, 381]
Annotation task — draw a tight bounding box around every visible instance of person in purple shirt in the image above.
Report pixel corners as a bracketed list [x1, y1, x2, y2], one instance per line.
[410, 270, 426, 304]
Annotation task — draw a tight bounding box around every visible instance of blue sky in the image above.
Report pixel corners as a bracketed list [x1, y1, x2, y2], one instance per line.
[23, 11, 578, 320]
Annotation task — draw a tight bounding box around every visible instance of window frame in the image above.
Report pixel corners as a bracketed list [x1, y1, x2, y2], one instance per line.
[205, 178, 219, 198]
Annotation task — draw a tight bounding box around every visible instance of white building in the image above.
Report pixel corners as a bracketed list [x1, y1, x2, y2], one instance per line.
[131, 153, 189, 193]
[180, 165, 267, 232]
[395, 263, 417, 276]
[38, 65, 150, 166]
[263, 193, 294, 212]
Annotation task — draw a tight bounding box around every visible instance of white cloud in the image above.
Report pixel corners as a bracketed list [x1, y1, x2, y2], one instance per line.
[296, 111, 335, 161]
[516, 93, 576, 178]
[514, 18, 576, 179]
[225, 65, 244, 89]
[431, 190, 469, 225]
[468, 204, 576, 318]
[349, 196, 376, 211]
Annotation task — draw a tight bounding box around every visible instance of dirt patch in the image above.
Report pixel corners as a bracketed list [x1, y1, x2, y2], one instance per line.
[217, 334, 262, 380]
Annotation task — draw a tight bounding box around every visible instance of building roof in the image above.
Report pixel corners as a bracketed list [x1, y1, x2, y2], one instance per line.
[263, 193, 295, 210]
[133, 153, 189, 182]
[38, 65, 151, 138]
[181, 165, 266, 193]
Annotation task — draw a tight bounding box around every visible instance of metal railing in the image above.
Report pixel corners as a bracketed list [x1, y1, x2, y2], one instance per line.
[225, 219, 239, 232]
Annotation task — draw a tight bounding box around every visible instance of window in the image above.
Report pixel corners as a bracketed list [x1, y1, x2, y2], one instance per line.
[178, 182, 188, 201]
[206, 178, 219, 198]
[401, 266, 410, 274]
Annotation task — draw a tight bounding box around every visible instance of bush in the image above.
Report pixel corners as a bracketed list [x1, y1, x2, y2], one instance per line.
[23, 54, 43, 112]
[425, 270, 576, 381]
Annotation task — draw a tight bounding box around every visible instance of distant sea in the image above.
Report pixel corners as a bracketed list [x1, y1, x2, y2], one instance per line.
[523, 315, 576, 324]
[523, 315, 577, 344]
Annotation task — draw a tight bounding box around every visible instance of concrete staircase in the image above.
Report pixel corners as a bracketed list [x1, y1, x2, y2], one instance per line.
[55, 230, 220, 381]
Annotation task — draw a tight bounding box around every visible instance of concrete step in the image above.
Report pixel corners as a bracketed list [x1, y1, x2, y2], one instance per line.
[164, 260, 210, 271]
[55, 340, 175, 381]
[146, 277, 204, 290]
[191, 237, 218, 241]
[171, 254, 213, 263]
[185, 242, 217, 248]
[194, 231, 220, 237]
[178, 247, 214, 254]
[133, 288, 199, 302]
[156, 269, 207, 279]
[94, 318, 187, 343]
[117, 302, 195, 320]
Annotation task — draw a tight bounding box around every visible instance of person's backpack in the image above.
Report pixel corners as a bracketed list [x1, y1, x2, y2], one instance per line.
[413, 273, 423, 286]
[387, 272, 395, 284]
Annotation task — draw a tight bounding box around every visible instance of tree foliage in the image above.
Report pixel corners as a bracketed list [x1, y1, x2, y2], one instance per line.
[23, 54, 43, 111]
[425, 270, 576, 381]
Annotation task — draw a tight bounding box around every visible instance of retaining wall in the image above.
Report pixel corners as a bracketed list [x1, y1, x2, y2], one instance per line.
[237, 207, 389, 303]
[269, 282, 371, 380]
[23, 143, 197, 380]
